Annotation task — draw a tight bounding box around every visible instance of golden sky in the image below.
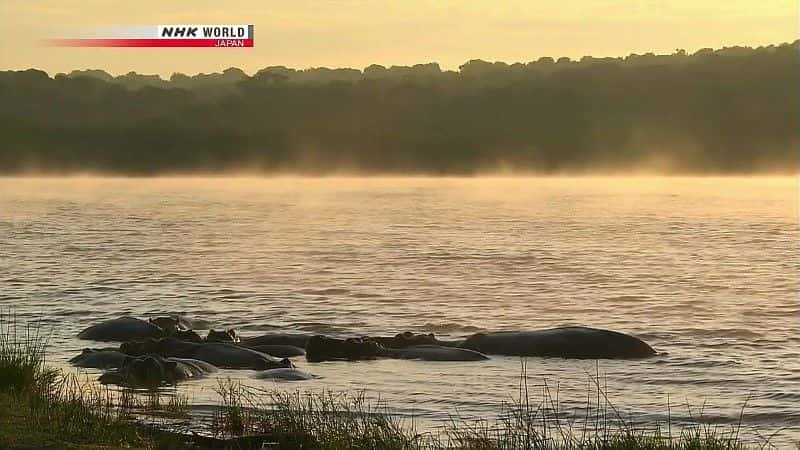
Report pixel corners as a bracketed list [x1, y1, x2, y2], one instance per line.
[0, 0, 796, 77]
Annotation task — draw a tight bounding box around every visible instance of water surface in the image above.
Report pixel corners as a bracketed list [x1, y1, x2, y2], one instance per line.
[1, 177, 797, 445]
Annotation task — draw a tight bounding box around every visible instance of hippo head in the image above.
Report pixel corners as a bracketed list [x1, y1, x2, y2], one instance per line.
[344, 337, 384, 359]
[306, 335, 372, 361]
[305, 335, 336, 361]
[120, 338, 162, 356]
[393, 332, 440, 348]
[149, 316, 185, 335]
[173, 329, 203, 343]
[206, 329, 239, 343]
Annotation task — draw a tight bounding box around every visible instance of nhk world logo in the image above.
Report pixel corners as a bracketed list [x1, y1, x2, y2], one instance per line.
[47, 25, 254, 48]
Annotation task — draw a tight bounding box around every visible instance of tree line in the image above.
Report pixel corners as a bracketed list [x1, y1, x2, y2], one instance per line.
[1, 41, 798, 174]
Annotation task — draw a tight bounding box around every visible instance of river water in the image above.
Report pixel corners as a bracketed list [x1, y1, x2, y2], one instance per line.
[1, 176, 798, 446]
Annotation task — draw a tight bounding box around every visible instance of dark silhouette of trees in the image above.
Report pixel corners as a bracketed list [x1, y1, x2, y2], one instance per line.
[1, 41, 797, 174]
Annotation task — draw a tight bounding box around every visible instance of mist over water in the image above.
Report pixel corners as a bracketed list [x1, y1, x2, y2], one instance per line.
[1, 176, 798, 445]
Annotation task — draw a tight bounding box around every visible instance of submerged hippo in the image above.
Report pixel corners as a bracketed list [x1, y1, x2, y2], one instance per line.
[98, 355, 216, 387]
[240, 333, 311, 349]
[306, 336, 489, 362]
[77, 316, 163, 342]
[460, 327, 656, 359]
[385, 345, 489, 361]
[306, 336, 383, 362]
[255, 368, 317, 381]
[121, 337, 293, 370]
[241, 344, 306, 358]
[69, 348, 129, 369]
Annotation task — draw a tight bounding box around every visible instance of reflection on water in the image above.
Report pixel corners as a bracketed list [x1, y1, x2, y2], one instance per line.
[1, 176, 798, 445]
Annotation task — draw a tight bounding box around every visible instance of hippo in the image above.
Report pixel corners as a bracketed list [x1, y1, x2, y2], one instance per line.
[121, 337, 293, 370]
[305, 336, 384, 362]
[69, 348, 129, 369]
[98, 354, 216, 387]
[173, 329, 204, 343]
[149, 316, 187, 335]
[371, 332, 460, 349]
[240, 333, 311, 349]
[77, 316, 163, 342]
[207, 329, 239, 343]
[241, 344, 306, 358]
[121, 337, 189, 356]
[305, 336, 489, 362]
[255, 368, 317, 381]
[384, 345, 489, 361]
[460, 327, 657, 359]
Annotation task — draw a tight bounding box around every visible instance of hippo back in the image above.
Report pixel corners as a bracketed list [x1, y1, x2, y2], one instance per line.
[169, 357, 218, 378]
[240, 333, 311, 349]
[391, 345, 490, 361]
[120, 337, 200, 358]
[242, 344, 306, 358]
[190, 343, 292, 370]
[78, 316, 163, 342]
[69, 348, 129, 369]
[461, 327, 656, 359]
[99, 355, 216, 387]
[255, 368, 317, 381]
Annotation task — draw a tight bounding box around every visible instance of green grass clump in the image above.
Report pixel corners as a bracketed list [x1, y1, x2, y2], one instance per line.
[213, 378, 423, 449]
[209, 362, 759, 450]
[0, 313, 190, 449]
[0, 312, 57, 397]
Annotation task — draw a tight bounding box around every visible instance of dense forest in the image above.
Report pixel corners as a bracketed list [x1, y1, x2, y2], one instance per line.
[1, 41, 798, 174]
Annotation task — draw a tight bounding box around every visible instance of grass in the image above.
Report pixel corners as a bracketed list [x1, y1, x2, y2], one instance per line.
[435, 361, 751, 450]
[212, 379, 421, 449]
[0, 313, 191, 449]
[0, 312, 56, 397]
[207, 361, 758, 450]
[0, 314, 782, 449]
